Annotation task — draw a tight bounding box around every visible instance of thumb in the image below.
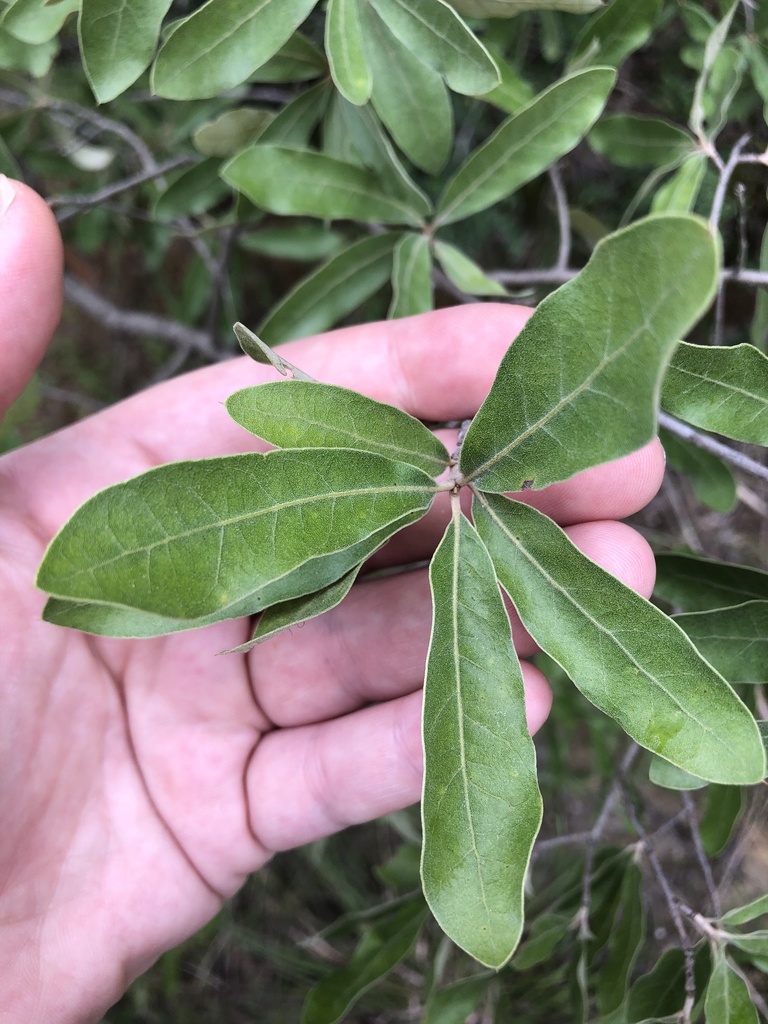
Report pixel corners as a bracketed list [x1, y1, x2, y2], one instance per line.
[0, 176, 64, 417]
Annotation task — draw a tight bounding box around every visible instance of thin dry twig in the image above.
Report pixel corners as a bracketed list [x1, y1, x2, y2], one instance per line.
[64, 273, 225, 360]
[548, 163, 571, 272]
[659, 411, 768, 485]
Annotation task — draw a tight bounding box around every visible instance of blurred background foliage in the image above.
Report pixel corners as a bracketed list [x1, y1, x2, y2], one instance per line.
[2, 0, 768, 1020]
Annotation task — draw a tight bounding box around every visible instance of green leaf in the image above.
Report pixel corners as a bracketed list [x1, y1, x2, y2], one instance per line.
[2, 0, 78, 44]
[473, 494, 766, 785]
[649, 756, 707, 791]
[447, 0, 602, 14]
[654, 554, 768, 613]
[222, 145, 425, 226]
[252, 30, 326, 83]
[153, 158, 229, 221]
[726, 931, 768, 959]
[662, 342, 768, 445]
[477, 43, 534, 114]
[433, 241, 506, 296]
[302, 896, 428, 1024]
[660, 428, 736, 514]
[690, 0, 738, 140]
[436, 67, 614, 225]
[423, 974, 492, 1024]
[751, 221, 768, 351]
[510, 912, 570, 970]
[326, 0, 371, 105]
[226, 380, 449, 475]
[705, 949, 760, 1024]
[700, 784, 744, 856]
[0, 24, 56, 74]
[422, 507, 542, 968]
[651, 153, 707, 214]
[233, 322, 316, 380]
[596, 862, 645, 1015]
[723, 894, 768, 928]
[258, 82, 331, 147]
[79, 0, 170, 102]
[674, 602, 768, 685]
[239, 223, 345, 262]
[588, 114, 694, 168]
[247, 566, 361, 647]
[193, 108, 273, 157]
[363, 5, 453, 174]
[151, 0, 316, 100]
[42, 510, 422, 640]
[459, 215, 719, 493]
[389, 233, 433, 319]
[326, 97, 432, 216]
[258, 233, 399, 344]
[37, 449, 436, 621]
[628, 945, 711, 1021]
[368, 0, 499, 96]
[570, 0, 661, 69]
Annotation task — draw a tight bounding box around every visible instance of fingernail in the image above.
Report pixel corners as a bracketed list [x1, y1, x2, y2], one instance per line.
[0, 174, 17, 217]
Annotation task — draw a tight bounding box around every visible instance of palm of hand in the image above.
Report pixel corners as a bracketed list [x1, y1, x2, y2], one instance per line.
[0, 183, 660, 1022]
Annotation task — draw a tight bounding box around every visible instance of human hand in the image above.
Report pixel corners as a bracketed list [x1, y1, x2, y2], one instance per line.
[0, 180, 663, 1023]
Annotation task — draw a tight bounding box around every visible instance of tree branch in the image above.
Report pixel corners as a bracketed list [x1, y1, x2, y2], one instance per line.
[658, 411, 768, 485]
[63, 274, 225, 360]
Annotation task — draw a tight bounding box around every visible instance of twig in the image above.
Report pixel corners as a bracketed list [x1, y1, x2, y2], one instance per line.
[659, 411, 768, 485]
[681, 792, 722, 919]
[621, 784, 697, 1024]
[39, 385, 105, 413]
[548, 163, 571, 271]
[712, 274, 728, 346]
[577, 744, 641, 942]
[63, 273, 224, 360]
[51, 156, 194, 222]
[489, 266, 768, 289]
[0, 88, 159, 173]
[663, 474, 705, 553]
[710, 133, 752, 231]
[205, 223, 239, 353]
[490, 267, 577, 287]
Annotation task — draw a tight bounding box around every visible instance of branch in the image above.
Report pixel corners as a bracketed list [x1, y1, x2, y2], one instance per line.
[681, 791, 722, 919]
[50, 156, 194, 223]
[489, 266, 768, 289]
[63, 274, 225, 360]
[659, 411, 768, 485]
[548, 162, 571, 272]
[621, 782, 697, 1024]
[710, 133, 752, 231]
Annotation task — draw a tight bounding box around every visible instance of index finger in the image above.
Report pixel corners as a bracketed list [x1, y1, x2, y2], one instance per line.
[12, 305, 532, 530]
